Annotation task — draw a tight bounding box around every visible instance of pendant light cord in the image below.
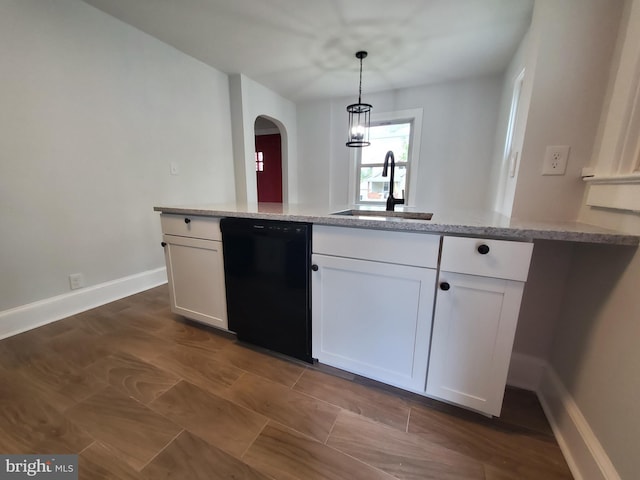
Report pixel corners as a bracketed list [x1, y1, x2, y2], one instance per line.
[358, 56, 363, 104]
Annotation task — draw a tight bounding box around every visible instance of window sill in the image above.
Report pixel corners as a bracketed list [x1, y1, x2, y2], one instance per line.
[583, 174, 640, 212]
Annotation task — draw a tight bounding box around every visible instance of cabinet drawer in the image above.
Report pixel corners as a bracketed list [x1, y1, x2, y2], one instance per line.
[160, 214, 221, 240]
[313, 225, 440, 268]
[440, 236, 533, 281]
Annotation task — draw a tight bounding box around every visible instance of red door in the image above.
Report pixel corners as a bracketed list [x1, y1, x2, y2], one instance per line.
[255, 133, 283, 203]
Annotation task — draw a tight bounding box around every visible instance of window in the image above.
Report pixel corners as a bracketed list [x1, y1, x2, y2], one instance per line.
[351, 109, 422, 206]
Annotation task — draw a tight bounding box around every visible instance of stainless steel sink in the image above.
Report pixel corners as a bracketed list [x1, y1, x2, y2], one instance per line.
[332, 209, 433, 221]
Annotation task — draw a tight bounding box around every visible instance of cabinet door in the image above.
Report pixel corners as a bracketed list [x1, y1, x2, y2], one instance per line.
[312, 254, 436, 392]
[426, 272, 524, 416]
[163, 234, 228, 330]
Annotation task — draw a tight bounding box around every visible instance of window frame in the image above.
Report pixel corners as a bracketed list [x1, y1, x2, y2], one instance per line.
[584, 0, 640, 212]
[504, 69, 525, 177]
[349, 108, 423, 207]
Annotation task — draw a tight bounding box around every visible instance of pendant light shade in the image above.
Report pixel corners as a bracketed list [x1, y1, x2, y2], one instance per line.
[346, 51, 372, 147]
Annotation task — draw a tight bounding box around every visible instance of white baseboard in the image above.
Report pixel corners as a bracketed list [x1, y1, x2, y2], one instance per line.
[506, 353, 620, 480]
[507, 352, 546, 391]
[537, 364, 621, 480]
[0, 267, 168, 340]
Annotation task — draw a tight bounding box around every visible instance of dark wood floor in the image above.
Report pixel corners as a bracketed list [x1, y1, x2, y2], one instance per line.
[0, 285, 573, 479]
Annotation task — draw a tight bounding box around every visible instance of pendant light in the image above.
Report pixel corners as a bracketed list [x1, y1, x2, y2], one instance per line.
[346, 51, 372, 147]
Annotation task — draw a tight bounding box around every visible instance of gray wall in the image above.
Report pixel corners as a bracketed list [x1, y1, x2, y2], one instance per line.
[552, 243, 640, 480]
[512, 1, 638, 477]
[550, 1, 640, 477]
[0, 0, 235, 311]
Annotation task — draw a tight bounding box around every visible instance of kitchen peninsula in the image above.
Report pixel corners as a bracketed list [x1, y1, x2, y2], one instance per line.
[155, 203, 638, 417]
[153, 203, 639, 245]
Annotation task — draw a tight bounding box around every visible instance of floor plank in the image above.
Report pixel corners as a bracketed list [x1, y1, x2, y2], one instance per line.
[85, 351, 180, 404]
[0, 374, 94, 454]
[294, 368, 411, 432]
[112, 306, 183, 336]
[327, 410, 485, 480]
[224, 372, 340, 443]
[408, 401, 573, 478]
[483, 462, 577, 480]
[148, 380, 267, 458]
[153, 344, 244, 396]
[142, 430, 271, 480]
[45, 328, 115, 368]
[210, 342, 306, 387]
[243, 422, 397, 480]
[100, 327, 175, 362]
[79, 442, 145, 480]
[65, 386, 182, 470]
[70, 308, 133, 336]
[0, 328, 54, 369]
[13, 348, 106, 412]
[499, 386, 555, 436]
[155, 319, 231, 353]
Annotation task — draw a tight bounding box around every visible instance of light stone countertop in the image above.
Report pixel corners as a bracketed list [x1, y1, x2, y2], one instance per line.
[153, 203, 640, 246]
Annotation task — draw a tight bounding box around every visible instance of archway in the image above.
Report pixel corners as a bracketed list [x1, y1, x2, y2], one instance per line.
[254, 116, 283, 203]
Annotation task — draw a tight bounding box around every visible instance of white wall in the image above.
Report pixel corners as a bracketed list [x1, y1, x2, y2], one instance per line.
[229, 74, 298, 205]
[297, 75, 503, 212]
[510, 0, 623, 222]
[0, 0, 235, 311]
[297, 101, 332, 207]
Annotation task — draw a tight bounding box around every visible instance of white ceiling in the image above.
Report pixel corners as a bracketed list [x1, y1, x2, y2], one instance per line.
[81, 0, 534, 102]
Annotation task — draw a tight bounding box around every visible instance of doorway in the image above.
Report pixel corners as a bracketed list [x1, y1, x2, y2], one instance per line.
[254, 116, 283, 203]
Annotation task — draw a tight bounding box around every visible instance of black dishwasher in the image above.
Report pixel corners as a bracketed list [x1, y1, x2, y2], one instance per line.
[220, 217, 312, 363]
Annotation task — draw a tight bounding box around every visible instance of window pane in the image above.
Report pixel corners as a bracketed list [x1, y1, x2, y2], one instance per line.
[255, 151, 264, 171]
[358, 165, 407, 203]
[362, 123, 411, 165]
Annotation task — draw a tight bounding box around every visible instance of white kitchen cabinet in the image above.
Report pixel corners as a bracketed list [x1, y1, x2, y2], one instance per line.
[426, 236, 533, 416]
[161, 214, 228, 330]
[312, 226, 439, 392]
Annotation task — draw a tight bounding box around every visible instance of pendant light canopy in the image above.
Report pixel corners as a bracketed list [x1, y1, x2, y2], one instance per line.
[346, 51, 372, 148]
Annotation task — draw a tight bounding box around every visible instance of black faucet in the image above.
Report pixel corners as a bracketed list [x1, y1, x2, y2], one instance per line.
[382, 150, 405, 211]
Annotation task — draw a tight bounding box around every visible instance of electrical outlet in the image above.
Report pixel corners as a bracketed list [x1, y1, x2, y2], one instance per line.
[69, 273, 84, 290]
[542, 145, 570, 175]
